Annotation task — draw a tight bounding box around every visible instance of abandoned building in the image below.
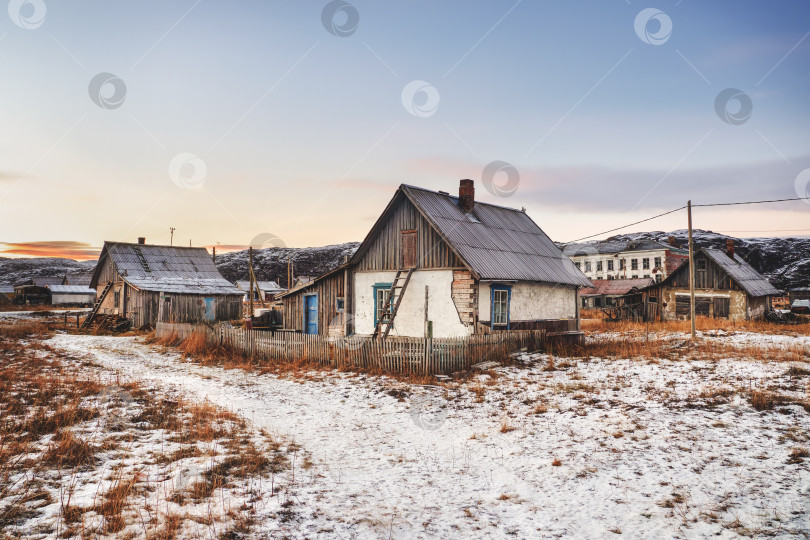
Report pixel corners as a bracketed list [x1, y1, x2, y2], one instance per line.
[63, 272, 93, 286]
[633, 242, 779, 322]
[235, 280, 286, 302]
[278, 264, 350, 336]
[48, 284, 96, 306]
[0, 285, 15, 304]
[580, 277, 654, 309]
[87, 239, 242, 328]
[281, 181, 591, 341]
[565, 238, 688, 282]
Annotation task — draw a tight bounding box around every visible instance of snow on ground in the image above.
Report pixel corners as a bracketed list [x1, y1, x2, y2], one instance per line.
[46, 333, 810, 539]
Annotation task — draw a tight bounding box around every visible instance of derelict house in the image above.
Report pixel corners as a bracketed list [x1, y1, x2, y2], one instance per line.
[13, 277, 61, 305]
[281, 180, 591, 341]
[635, 243, 780, 322]
[88, 239, 242, 329]
[278, 264, 350, 336]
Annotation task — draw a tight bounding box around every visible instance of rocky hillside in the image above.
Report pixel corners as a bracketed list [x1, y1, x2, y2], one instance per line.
[0, 257, 96, 286]
[214, 243, 360, 288]
[564, 229, 810, 291]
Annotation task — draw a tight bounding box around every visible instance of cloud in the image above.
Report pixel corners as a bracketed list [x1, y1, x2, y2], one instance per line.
[0, 241, 101, 261]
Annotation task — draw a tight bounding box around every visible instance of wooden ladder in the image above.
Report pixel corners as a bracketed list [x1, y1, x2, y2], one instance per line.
[81, 281, 113, 329]
[372, 267, 414, 339]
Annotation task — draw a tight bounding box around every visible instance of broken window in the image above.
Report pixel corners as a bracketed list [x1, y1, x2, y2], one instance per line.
[596, 261, 603, 271]
[654, 257, 661, 269]
[574, 262, 581, 270]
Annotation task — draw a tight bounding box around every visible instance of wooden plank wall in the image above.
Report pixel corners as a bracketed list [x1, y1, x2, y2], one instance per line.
[668, 252, 740, 291]
[356, 197, 464, 271]
[156, 322, 547, 375]
[283, 270, 345, 334]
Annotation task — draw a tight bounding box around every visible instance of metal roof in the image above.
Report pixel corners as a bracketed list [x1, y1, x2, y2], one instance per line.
[702, 248, 780, 297]
[398, 185, 591, 286]
[563, 239, 682, 256]
[92, 242, 241, 296]
[235, 280, 285, 292]
[48, 285, 96, 294]
[581, 278, 655, 297]
[0, 285, 14, 294]
[64, 273, 93, 286]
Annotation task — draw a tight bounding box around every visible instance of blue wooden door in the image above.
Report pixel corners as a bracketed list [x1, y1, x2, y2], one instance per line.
[304, 295, 318, 334]
[203, 297, 216, 321]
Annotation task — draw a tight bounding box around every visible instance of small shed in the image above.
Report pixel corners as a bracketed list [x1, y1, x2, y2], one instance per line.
[235, 280, 286, 302]
[277, 264, 349, 336]
[89, 240, 243, 328]
[580, 278, 654, 309]
[48, 285, 96, 306]
[789, 287, 810, 304]
[13, 284, 51, 305]
[635, 247, 779, 322]
[0, 285, 15, 304]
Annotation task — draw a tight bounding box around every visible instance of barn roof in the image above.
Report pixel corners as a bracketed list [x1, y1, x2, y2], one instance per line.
[352, 184, 591, 287]
[702, 248, 780, 297]
[580, 278, 655, 297]
[48, 285, 95, 294]
[92, 242, 241, 296]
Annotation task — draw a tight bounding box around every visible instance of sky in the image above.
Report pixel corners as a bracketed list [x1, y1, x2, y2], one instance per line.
[1, 0, 809, 260]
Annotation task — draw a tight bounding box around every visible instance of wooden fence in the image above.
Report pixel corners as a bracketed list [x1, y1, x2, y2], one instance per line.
[156, 322, 547, 375]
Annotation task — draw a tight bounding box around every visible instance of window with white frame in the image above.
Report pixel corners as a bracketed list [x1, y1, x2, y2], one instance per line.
[596, 260, 603, 272]
[492, 288, 510, 326]
[642, 258, 650, 269]
[607, 260, 614, 271]
[584, 261, 592, 272]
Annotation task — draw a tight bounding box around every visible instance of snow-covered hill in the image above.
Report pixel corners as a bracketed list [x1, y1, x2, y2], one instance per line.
[214, 242, 360, 287]
[0, 257, 96, 286]
[562, 229, 810, 291]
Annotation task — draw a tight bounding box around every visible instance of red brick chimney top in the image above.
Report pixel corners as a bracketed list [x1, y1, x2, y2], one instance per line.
[458, 179, 475, 213]
[726, 238, 735, 259]
[137, 237, 146, 245]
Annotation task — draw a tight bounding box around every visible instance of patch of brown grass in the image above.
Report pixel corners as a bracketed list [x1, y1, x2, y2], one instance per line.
[43, 430, 97, 468]
[750, 390, 775, 411]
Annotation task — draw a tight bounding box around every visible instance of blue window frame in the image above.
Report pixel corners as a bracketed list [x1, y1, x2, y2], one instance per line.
[490, 284, 511, 330]
[373, 282, 393, 326]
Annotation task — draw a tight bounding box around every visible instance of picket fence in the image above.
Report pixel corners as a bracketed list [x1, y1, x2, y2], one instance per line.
[156, 322, 547, 375]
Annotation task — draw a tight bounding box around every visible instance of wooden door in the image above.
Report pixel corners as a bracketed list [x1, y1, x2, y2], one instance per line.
[401, 230, 417, 268]
[304, 294, 318, 334]
[713, 297, 730, 318]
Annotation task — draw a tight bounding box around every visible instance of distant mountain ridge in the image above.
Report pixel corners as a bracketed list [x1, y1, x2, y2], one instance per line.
[1, 232, 806, 291]
[562, 229, 810, 291]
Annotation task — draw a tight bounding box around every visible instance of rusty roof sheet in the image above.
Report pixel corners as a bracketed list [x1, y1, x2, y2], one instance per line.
[703, 248, 780, 297]
[580, 278, 655, 297]
[401, 185, 591, 286]
[92, 242, 241, 296]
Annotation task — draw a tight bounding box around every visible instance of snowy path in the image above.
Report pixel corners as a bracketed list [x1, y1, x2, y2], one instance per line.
[48, 333, 810, 539]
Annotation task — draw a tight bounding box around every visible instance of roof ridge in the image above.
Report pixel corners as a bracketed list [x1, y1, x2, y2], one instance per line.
[400, 183, 527, 214]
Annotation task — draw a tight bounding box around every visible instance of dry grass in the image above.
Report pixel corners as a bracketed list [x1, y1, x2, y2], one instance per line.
[0, 320, 294, 538]
[581, 316, 810, 336]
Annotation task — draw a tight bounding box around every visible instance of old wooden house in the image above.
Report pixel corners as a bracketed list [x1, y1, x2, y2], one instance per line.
[88, 239, 242, 328]
[580, 277, 654, 309]
[281, 181, 591, 341]
[278, 264, 350, 336]
[634, 243, 779, 322]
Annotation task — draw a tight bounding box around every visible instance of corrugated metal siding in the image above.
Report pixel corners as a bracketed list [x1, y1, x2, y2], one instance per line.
[402, 185, 592, 286]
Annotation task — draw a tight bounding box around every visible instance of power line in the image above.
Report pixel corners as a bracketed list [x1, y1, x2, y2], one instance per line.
[564, 206, 685, 243]
[692, 196, 809, 208]
[563, 195, 810, 244]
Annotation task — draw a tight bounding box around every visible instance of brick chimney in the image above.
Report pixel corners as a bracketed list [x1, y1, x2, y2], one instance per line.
[137, 237, 146, 245]
[458, 179, 475, 213]
[726, 238, 735, 259]
[667, 235, 677, 247]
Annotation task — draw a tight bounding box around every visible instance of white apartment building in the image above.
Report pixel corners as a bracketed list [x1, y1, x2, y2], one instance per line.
[564, 240, 688, 283]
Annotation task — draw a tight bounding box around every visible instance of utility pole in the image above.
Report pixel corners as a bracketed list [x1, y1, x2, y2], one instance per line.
[248, 247, 255, 319]
[169, 227, 175, 246]
[687, 200, 696, 340]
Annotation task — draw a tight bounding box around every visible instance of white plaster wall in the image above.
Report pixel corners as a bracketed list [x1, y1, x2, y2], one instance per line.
[353, 270, 470, 337]
[478, 282, 576, 322]
[572, 248, 670, 280]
